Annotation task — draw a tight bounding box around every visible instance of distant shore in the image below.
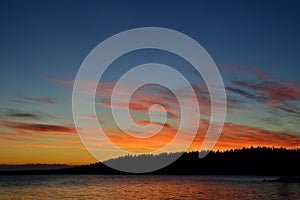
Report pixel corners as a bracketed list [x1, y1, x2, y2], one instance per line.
[1, 147, 299, 176]
[263, 176, 300, 183]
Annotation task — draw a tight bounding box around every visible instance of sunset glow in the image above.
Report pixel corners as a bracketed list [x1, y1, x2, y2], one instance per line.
[1, 0, 300, 165]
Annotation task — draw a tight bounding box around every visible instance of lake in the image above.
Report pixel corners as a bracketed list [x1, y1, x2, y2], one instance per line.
[0, 175, 299, 199]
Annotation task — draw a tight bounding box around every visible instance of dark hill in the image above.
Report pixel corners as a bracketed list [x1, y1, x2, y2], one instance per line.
[1, 147, 299, 175]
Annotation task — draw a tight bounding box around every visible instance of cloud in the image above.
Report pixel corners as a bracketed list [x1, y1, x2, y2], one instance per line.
[0, 120, 82, 150]
[192, 120, 300, 151]
[18, 93, 58, 105]
[13, 123, 74, 133]
[3, 121, 75, 134]
[96, 84, 181, 120]
[46, 78, 74, 86]
[102, 118, 300, 153]
[48, 77, 255, 118]
[135, 119, 172, 129]
[221, 64, 270, 80]
[221, 64, 300, 116]
[1, 118, 299, 154]
[232, 80, 300, 117]
[9, 113, 41, 120]
[273, 103, 300, 115]
[104, 126, 176, 153]
[6, 110, 42, 120]
[48, 76, 300, 130]
[226, 86, 255, 99]
[235, 81, 300, 104]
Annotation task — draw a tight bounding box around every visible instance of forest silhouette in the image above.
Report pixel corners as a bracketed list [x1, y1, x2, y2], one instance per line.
[1, 146, 300, 175]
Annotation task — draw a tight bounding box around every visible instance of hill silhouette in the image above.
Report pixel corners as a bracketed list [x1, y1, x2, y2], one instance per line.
[0, 164, 74, 171]
[1, 147, 299, 175]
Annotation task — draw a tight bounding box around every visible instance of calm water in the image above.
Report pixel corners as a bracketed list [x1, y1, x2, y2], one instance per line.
[0, 175, 299, 199]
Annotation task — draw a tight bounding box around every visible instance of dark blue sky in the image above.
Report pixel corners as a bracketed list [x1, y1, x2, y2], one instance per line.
[1, 0, 299, 80]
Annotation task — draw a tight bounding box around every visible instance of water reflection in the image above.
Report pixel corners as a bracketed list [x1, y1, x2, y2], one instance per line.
[0, 175, 299, 199]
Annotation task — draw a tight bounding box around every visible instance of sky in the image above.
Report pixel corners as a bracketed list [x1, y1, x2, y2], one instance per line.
[0, 0, 300, 165]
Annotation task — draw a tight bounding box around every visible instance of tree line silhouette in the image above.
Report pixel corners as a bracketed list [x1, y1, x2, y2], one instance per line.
[1, 146, 300, 175]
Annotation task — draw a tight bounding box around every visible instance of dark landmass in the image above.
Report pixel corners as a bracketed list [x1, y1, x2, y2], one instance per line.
[1, 147, 299, 176]
[0, 164, 74, 171]
[263, 176, 300, 183]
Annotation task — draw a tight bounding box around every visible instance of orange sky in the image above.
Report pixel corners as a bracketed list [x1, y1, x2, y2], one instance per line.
[1, 117, 300, 164]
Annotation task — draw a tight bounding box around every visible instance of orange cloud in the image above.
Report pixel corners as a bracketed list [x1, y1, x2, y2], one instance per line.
[49, 78, 259, 119]
[3, 121, 75, 134]
[191, 121, 300, 151]
[45, 78, 300, 155]
[104, 124, 176, 153]
[102, 120, 300, 153]
[135, 119, 172, 129]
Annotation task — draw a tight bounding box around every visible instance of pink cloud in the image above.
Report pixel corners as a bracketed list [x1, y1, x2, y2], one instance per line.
[237, 81, 300, 104]
[221, 64, 270, 80]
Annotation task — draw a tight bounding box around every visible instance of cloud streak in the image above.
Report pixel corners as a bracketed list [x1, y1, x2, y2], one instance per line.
[104, 119, 300, 153]
[192, 120, 300, 151]
[235, 81, 300, 103]
[7, 111, 42, 120]
[2, 121, 75, 134]
[46, 74, 300, 153]
[18, 93, 58, 105]
[221, 64, 271, 80]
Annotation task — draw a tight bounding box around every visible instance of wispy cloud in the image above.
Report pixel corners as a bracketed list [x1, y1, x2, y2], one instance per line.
[5, 109, 42, 120]
[9, 112, 41, 120]
[215, 122, 300, 150]
[235, 81, 300, 104]
[191, 119, 300, 151]
[46, 78, 74, 87]
[47, 74, 300, 152]
[135, 119, 173, 129]
[2, 121, 75, 134]
[231, 80, 300, 117]
[103, 119, 300, 153]
[13, 123, 73, 133]
[0, 119, 83, 153]
[226, 86, 255, 99]
[17, 93, 58, 104]
[220, 64, 271, 80]
[221, 65, 300, 118]
[47, 77, 260, 118]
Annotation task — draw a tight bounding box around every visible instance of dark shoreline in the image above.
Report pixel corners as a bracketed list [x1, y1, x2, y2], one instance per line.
[1, 147, 299, 177]
[263, 176, 300, 183]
